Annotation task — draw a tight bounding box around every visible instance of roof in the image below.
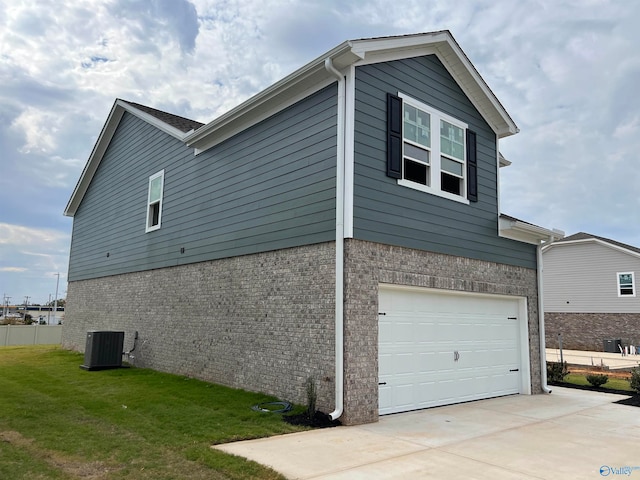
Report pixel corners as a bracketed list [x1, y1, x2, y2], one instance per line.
[545, 232, 640, 257]
[64, 99, 203, 216]
[66, 31, 519, 217]
[498, 214, 564, 245]
[185, 30, 519, 153]
[120, 100, 204, 133]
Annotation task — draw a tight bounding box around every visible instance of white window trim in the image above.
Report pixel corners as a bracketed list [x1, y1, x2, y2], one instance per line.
[398, 92, 469, 205]
[145, 170, 164, 233]
[617, 271, 635, 297]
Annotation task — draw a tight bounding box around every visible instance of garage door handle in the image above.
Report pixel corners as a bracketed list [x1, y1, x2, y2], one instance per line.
[378, 382, 387, 385]
[509, 368, 519, 372]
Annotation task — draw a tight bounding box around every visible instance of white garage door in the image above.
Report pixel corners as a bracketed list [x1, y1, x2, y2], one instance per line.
[379, 285, 527, 415]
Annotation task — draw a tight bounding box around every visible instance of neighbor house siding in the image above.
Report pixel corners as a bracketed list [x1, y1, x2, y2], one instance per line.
[543, 242, 640, 313]
[352, 56, 536, 269]
[68, 85, 338, 281]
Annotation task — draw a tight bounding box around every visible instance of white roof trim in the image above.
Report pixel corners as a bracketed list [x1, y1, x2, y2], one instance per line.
[64, 100, 189, 217]
[185, 31, 518, 153]
[499, 152, 511, 167]
[68, 31, 520, 216]
[541, 237, 640, 259]
[499, 216, 563, 245]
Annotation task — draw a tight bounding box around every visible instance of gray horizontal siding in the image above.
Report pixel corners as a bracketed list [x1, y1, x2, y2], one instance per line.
[352, 56, 536, 268]
[69, 85, 337, 281]
[543, 242, 640, 313]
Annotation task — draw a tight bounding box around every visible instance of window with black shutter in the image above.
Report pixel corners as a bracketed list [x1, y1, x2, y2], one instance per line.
[387, 92, 476, 204]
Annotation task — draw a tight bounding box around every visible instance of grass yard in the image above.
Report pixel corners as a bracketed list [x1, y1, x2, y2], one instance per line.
[0, 345, 309, 479]
[563, 372, 633, 392]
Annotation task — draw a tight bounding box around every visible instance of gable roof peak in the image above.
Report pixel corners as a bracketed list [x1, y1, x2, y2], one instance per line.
[552, 231, 640, 256]
[118, 99, 204, 133]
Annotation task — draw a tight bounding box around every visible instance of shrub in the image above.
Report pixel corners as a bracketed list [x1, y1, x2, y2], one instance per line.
[630, 367, 640, 394]
[547, 361, 569, 383]
[586, 374, 609, 388]
[305, 377, 317, 420]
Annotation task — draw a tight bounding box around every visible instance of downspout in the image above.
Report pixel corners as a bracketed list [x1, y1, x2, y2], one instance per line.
[325, 58, 345, 420]
[538, 237, 554, 394]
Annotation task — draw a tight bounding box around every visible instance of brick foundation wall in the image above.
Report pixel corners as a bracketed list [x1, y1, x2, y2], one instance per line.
[341, 239, 541, 425]
[63, 242, 336, 412]
[545, 312, 640, 351]
[64, 238, 543, 426]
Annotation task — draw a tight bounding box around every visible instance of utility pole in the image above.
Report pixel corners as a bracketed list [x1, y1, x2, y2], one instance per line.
[2, 294, 9, 318]
[47, 294, 52, 325]
[53, 273, 60, 325]
[23, 296, 30, 323]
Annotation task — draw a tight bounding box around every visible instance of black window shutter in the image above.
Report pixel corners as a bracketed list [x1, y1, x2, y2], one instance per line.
[466, 130, 478, 202]
[387, 93, 402, 179]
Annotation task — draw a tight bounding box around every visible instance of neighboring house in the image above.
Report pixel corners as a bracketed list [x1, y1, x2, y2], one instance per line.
[543, 232, 640, 351]
[63, 31, 558, 425]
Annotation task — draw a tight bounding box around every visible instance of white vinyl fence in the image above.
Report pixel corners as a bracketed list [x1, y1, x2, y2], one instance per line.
[0, 325, 63, 346]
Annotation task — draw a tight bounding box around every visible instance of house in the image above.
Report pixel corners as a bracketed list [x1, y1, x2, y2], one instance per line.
[543, 232, 640, 352]
[63, 31, 559, 425]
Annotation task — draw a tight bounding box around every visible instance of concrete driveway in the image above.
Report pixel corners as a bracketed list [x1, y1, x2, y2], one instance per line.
[215, 387, 640, 479]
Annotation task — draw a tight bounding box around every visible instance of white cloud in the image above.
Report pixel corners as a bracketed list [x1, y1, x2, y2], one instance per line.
[0, 267, 27, 273]
[2, 0, 640, 299]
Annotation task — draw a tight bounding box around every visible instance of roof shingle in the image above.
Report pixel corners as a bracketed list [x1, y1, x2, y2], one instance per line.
[120, 100, 204, 133]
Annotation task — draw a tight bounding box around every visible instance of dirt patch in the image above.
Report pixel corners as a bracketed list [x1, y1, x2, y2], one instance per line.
[569, 366, 632, 380]
[1, 430, 121, 479]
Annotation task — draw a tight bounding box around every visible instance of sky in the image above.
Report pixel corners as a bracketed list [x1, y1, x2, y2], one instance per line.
[1, 0, 639, 305]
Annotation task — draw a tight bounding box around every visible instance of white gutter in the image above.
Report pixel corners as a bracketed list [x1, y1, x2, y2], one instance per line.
[538, 234, 559, 394]
[325, 58, 345, 421]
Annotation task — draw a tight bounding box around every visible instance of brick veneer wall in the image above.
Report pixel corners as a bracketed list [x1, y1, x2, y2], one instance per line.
[341, 239, 541, 425]
[545, 312, 640, 351]
[63, 242, 337, 413]
[64, 238, 542, 426]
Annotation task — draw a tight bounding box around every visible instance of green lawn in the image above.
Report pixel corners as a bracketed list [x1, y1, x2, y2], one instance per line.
[564, 373, 633, 392]
[0, 345, 308, 479]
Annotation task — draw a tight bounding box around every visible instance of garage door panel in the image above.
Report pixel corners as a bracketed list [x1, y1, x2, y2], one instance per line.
[379, 286, 525, 415]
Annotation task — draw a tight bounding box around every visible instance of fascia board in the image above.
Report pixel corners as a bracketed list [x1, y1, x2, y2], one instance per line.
[499, 152, 512, 167]
[185, 41, 359, 152]
[434, 38, 518, 138]
[542, 237, 640, 260]
[185, 31, 518, 153]
[118, 101, 191, 141]
[352, 32, 518, 139]
[499, 217, 560, 245]
[64, 99, 189, 217]
[64, 101, 125, 216]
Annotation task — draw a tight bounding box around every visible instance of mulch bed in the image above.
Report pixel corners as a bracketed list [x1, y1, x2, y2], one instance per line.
[549, 381, 640, 406]
[283, 411, 341, 428]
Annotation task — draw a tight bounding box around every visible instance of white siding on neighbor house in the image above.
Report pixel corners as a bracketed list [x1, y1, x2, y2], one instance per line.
[543, 241, 640, 313]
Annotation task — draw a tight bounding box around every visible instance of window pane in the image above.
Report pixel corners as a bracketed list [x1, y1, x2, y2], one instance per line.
[441, 172, 461, 195]
[149, 177, 162, 202]
[150, 202, 160, 227]
[441, 156, 463, 177]
[404, 143, 429, 163]
[619, 273, 633, 285]
[404, 104, 430, 147]
[404, 159, 428, 185]
[404, 104, 416, 123]
[440, 120, 464, 160]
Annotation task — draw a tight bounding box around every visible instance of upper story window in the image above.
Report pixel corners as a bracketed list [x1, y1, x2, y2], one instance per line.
[387, 93, 477, 204]
[617, 272, 635, 297]
[146, 170, 164, 232]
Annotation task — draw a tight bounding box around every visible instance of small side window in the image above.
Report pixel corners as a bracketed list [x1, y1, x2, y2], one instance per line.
[146, 170, 164, 232]
[617, 272, 635, 297]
